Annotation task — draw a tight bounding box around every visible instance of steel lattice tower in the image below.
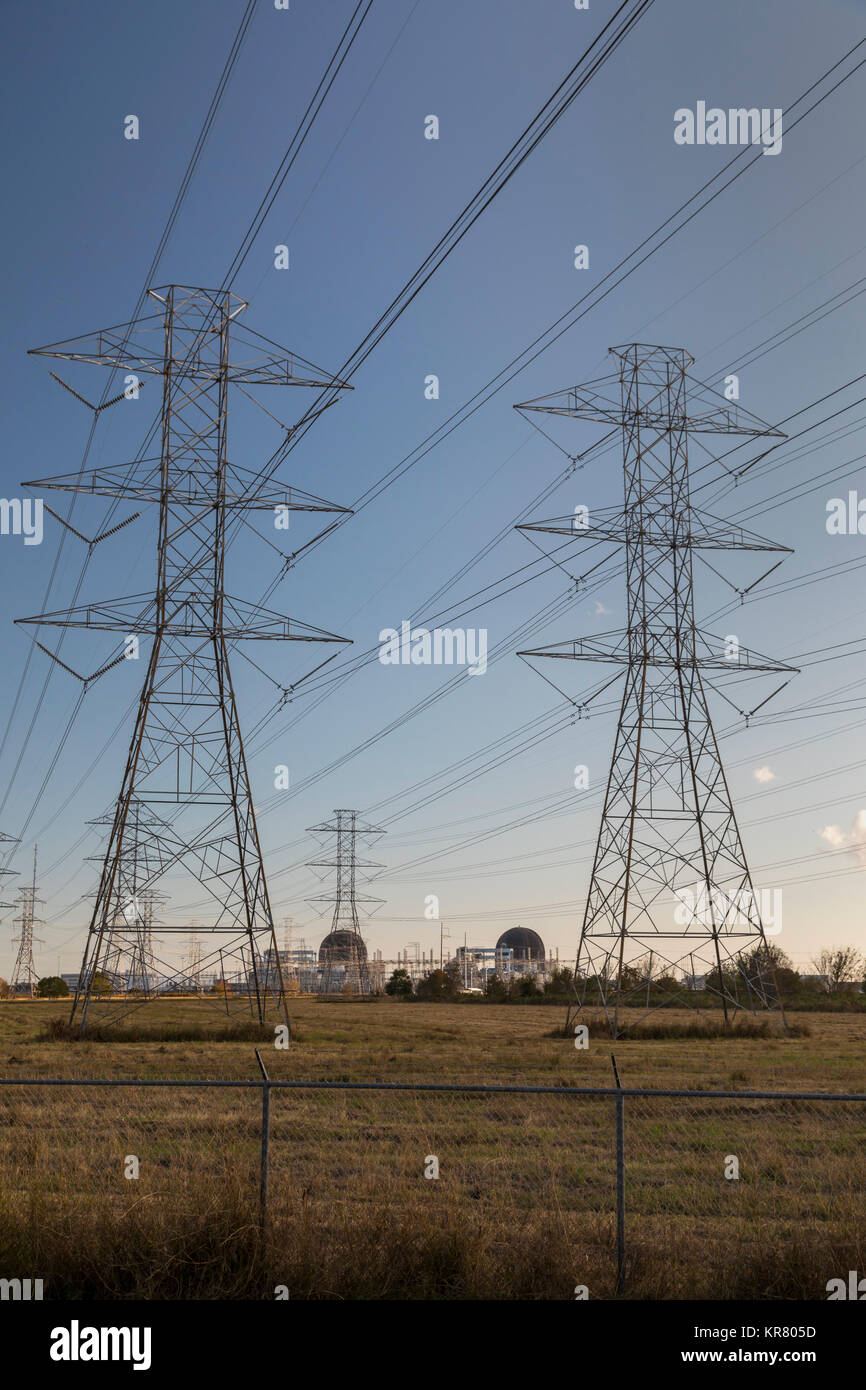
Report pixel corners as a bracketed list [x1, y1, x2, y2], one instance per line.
[86, 800, 165, 999]
[517, 344, 797, 1036]
[10, 846, 43, 997]
[306, 810, 384, 996]
[19, 285, 353, 1029]
[0, 831, 18, 917]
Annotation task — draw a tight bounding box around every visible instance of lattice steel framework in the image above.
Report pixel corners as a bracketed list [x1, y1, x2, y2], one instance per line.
[86, 800, 164, 999]
[306, 810, 385, 996]
[0, 831, 18, 917]
[19, 285, 353, 1029]
[517, 344, 797, 1035]
[10, 846, 43, 997]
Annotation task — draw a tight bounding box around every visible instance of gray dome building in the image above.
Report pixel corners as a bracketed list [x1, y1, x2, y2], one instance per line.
[496, 926, 546, 967]
[318, 929, 368, 963]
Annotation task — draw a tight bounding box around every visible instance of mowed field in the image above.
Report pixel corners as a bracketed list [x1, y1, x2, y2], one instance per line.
[1, 999, 864, 1300]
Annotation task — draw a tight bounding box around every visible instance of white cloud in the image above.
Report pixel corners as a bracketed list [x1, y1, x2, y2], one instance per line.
[851, 810, 866, 864]
[820, 824, 847, 848]
[820, 811, 866, 864]
[753, 766, 775, 783]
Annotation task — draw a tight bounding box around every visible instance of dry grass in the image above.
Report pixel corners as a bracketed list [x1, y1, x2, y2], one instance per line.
[1, 997, 862, 1089]
[42, 1016, 274, 1044]
[549, 1017, 812, 1041]
[2, 1193, 861, 1300]
[1, 998, 864, 1299]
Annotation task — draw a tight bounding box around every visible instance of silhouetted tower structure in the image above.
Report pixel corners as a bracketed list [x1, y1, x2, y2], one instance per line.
[87, 800, 164, 998]
[10, 846, 44, 997]
[19, 285, 352, 1029]
[186, 926, 203, 994]
[517, 344, 796, 1035]
[136, 891, 158, 994]
[0, 831, 19, 914]
[306, 810, 384, 995]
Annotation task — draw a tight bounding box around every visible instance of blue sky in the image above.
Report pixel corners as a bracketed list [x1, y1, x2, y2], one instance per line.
[1, 0, 866, 979]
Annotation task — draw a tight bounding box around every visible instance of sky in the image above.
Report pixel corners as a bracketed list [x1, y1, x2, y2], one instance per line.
[1, 0, 866, 981]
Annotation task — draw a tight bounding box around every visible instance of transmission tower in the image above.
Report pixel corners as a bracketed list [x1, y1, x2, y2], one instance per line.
[186, 926, 203, 995]
[279, 916, 306, 988]
[0, 831, 19, 909]
[137, 891, 159, 994]
[306, 810, 385, 996]
[19, 285, 353, 1030]
[517, 344, 796, 1036]
[10, 846, 44, 997]
[86, 800, 166, 998]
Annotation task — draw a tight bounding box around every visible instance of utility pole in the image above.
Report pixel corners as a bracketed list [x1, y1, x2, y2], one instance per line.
[517, 344, 795, 1036]
[439, 919, 450, 972]
[20, 285, 353, 1030]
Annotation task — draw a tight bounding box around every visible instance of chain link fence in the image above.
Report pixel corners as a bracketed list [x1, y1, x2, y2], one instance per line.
[0, 1071, 864, 1298]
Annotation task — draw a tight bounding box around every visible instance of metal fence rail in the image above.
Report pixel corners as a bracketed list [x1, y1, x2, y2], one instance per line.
[1, 1071, 864, 1297]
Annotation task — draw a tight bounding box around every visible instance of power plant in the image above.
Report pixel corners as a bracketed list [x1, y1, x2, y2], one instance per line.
[45, 924, 554, 999]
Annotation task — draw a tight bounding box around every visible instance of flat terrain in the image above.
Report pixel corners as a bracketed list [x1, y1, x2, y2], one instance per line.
[1, 995, 865, 1089]
[1, 1000, 864, 1299]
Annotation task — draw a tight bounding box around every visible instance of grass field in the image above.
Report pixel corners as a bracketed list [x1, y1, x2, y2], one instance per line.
[1, 994, 865, 1088]
[1, 998, 864, 1300]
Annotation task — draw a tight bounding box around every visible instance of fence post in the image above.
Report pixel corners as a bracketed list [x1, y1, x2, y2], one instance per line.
[255, 1049, 271, 1235]
[611, 1052, 626, 1295]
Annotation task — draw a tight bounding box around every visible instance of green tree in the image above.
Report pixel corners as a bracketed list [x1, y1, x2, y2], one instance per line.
[706, 943, 798, 1001]
[617, 964, 646, 995]
[735, 943, 801, 996]
[444, 959, 463, 991]
[649, 973, 680, 994]
[36, 976, 69, 998]
[90, 971, 112, 996]
[385, 967, 413, 998]
[509, 974, 540, 999]
[484, 973, 508, 1002]
[415, 969, 458, 1002]
[543, 966, 574, 997]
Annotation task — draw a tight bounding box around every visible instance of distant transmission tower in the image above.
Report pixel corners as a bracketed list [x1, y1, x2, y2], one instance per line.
[87, 800, 164, 998]
[10, 846, 44, 997]
[306, 810, 385, 996]
[517, 344, 796, 1036]
[20, 285, 353, 1030]
[186, 927, 203, 995]
[137, 891, 158, 995]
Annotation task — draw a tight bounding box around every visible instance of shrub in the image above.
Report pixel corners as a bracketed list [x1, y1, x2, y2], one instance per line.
[36, 976, 70, 998]
[415, 970, 459, 1002]
[385, 968, 413, 998]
